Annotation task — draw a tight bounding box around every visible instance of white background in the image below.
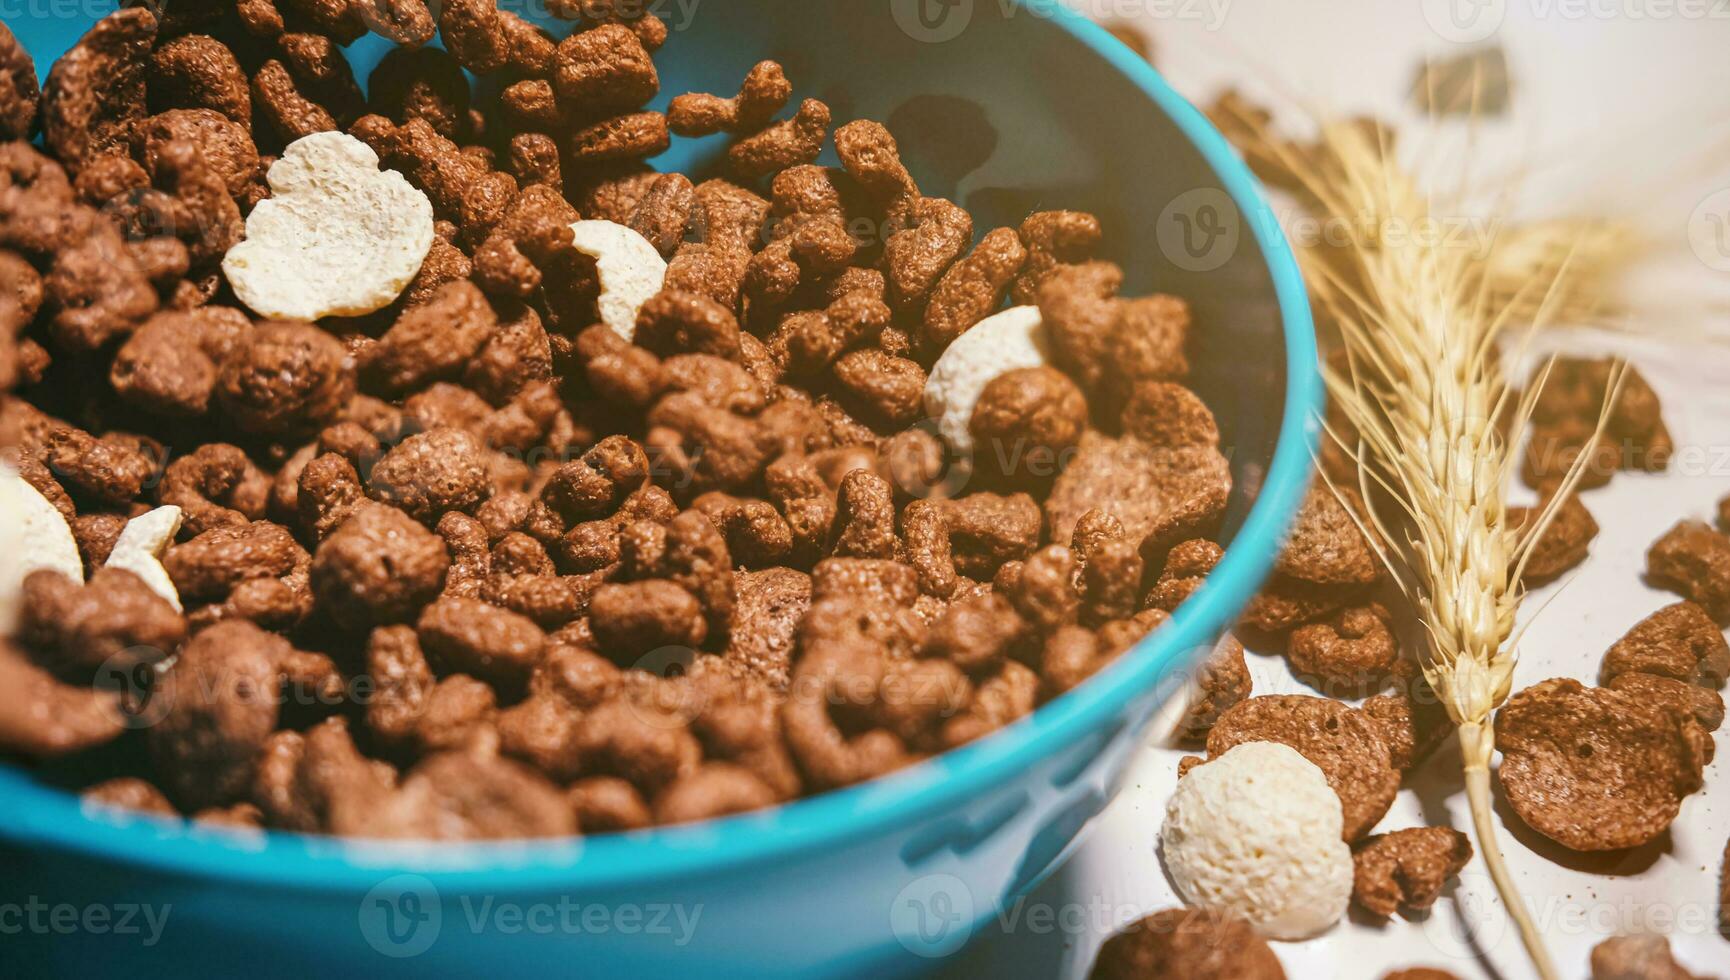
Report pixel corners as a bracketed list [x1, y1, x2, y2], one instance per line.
[948, 1, 1730, 976]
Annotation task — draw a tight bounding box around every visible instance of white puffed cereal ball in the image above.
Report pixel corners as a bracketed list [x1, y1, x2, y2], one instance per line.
[567, 219, 668, 341]
[1160, 741, 1353, 940]
[223, 131, 435, 321]
[921, 305, 1053, 460]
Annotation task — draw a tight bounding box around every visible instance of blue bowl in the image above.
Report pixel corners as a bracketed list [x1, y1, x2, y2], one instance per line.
[2, 2, 1317, 975]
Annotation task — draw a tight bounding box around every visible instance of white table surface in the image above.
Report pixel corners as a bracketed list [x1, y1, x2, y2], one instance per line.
[943, 3, 1730, 976]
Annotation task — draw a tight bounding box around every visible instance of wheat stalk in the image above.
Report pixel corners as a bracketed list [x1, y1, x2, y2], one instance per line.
[1214, 100, 1633, 980]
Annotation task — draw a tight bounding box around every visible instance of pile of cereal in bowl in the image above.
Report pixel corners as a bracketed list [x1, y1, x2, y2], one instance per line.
[0, 6, 1246, 839]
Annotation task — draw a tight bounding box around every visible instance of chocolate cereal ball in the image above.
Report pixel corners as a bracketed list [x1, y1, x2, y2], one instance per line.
[367, 427, 492, 525]
[310, 502, 449, 628]
[216, 321, 355, 438]
[969, 366, 1088, 480]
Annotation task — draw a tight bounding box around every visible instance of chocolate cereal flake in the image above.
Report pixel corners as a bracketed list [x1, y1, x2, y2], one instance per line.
[1287, 602, 1399, 690]
[1274, 483, 1382, 587]
[1648, 521, 1730, 623]
[1524, 357, 1671, 490]
[1510, 492, 1598, 585]
[1176, 634, 1251, 740]
[1605, 672, 1725, 734]
[1495, 678, 1709, 851]
[1351, 827, 1472, 917]
[1601, 601, 1730, 688]
[1090, 908, 1285, 980]
[1590, 935, 1711, 980]
[1205, 694, 1399, 840]
[1045, 431, 1231, 552]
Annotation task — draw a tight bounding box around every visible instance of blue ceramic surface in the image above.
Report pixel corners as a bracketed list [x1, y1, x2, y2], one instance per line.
[0, 1, 1319, 975]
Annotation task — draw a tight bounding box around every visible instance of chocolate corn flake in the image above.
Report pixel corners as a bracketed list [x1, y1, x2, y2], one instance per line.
[1205, 694, 1399, 841]
[1648, 521, 1730, 623]
[1351, 826, 1472, 917]
[1496, 678, 1709, 852]
[1090, 908, 1285, 980]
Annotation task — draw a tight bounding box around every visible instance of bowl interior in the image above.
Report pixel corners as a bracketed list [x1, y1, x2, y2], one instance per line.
[2, 0, 1316, 888]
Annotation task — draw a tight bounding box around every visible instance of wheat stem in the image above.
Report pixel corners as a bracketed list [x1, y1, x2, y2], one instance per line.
[1460, 721, 1558, 980]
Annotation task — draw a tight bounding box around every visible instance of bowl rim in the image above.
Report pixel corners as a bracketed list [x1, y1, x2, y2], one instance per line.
[0, 1, 1320, 892]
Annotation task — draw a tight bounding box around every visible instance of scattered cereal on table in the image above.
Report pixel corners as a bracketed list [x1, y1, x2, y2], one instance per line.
[1089, 907, 1285, 980]
[1495, 677, 1709, 851]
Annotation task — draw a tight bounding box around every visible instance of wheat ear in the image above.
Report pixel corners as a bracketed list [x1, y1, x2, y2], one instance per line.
[1213, 99, 1635, 980]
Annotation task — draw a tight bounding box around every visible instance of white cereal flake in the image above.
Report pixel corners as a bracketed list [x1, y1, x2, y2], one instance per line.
[223, 131, 435, 321]
[104, 505, 185, 611]
[567, 219, 668, 341]
[1, 465, 83, 634]
[921, 305, 1054, 460]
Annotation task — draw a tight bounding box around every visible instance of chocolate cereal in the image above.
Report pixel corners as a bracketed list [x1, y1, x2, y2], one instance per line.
[1495, 678, 1709, 851]
[1600, 602, 1730, 688]
[1089, 908, 1285, 980]
[0, 7, 1258, 844]
[1351, 826, 1472, 917]
[1204, 694, 1399, 840]
[1647, 521, 1730, 623]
